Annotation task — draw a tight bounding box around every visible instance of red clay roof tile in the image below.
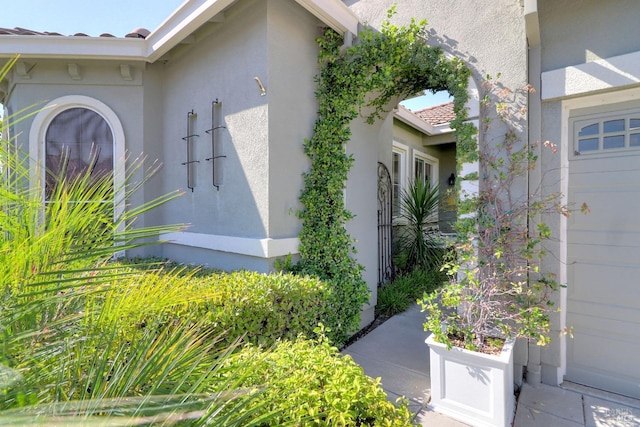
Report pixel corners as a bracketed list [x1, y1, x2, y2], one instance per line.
[413, 101, 455, 126]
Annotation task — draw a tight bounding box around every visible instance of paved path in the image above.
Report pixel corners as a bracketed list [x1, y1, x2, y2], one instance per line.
[342, 303, 640, 426]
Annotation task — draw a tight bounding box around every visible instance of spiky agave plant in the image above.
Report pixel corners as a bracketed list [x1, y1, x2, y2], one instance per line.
[0, 58, 276, 425]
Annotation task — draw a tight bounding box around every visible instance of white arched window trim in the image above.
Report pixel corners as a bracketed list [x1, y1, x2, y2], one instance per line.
[28, 95, 126, 225]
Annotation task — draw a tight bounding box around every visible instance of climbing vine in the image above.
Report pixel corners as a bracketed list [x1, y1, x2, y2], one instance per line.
[295, 9, 475, 345]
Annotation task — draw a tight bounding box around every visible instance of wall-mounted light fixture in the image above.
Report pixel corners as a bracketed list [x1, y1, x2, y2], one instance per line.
[254, 76, 266, 96]
[448, 173, 456, 186]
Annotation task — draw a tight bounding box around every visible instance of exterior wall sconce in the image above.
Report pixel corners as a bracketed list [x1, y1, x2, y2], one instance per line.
[254, 77, 266, 96]
[448, 173, 456, 186]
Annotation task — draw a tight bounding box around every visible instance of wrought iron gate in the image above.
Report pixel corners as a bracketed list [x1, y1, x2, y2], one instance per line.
[377, 162, 394, 285]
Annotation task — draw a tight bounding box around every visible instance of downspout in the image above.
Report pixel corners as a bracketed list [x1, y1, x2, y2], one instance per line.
[524, 0, 543, 387]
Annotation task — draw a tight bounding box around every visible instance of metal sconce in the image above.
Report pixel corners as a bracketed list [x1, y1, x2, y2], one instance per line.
[254, 77, 266, 96]
[181, 110, 199, 191]
[205, 99, 227, 190]
[448, 173, 456, 186]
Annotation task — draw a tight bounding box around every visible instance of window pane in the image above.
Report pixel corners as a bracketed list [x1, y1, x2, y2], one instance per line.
[392, 152, 401, 215]
[578, 138, 598, 152]
[603, 135, 624, 150]
[415, 158, 425, 184]
[630, 133, 640, 147]
[578, 123, 599, 137]
[630, 119, 640, 131]
[46, 108, 113, 198]
[603, 119, 625, 133]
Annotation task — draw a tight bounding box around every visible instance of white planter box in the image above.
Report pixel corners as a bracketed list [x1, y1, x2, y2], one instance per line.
[426, 333, 515, 427]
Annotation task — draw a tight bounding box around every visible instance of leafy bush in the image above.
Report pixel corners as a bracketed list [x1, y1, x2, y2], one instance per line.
[218, 332, 415, 426]
[376, 267, 447, 317]
[93, 264, 336, 347]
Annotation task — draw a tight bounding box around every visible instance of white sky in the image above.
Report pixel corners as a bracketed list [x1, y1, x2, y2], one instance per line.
[0, 0, 183, 37]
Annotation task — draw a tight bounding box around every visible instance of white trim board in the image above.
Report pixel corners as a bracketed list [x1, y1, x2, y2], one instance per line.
[542, 50, 640, 101]
[160, 231, 300, 258]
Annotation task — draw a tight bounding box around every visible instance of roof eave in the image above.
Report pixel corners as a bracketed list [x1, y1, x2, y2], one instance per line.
[294, 0, 359, 35]
[0, 35, 147, 61]
[0, 0, 360, 63]
[394, 105, 453, 136]
[145, 0, 239, 63]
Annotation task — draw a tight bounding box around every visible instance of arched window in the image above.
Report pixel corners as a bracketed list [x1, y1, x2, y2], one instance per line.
[44, 107, 114, 198]
[29, 95, 125, 213]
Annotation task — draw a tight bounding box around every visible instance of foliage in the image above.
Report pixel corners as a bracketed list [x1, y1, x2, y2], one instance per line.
[91, 264, 335, 347]
[394, 179, 443, 271]
[376, 267, 447, 318]
[0, 61, 274, 424]
[296, 7, 472, 345]
[422, 79, 583, 351]
[218, 330, 415, 426]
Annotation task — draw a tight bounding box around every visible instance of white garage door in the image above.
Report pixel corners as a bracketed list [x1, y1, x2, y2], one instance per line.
[566, 110, 640, 399]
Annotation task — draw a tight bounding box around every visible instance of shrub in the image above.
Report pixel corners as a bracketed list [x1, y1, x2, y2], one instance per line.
[376, 267, 447, 318]
[218, 332, 414, 426]
[92, 265, 335, 348]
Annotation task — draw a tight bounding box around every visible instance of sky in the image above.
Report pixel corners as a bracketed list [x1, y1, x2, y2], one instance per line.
[400, 90, 452, 111]
[0, 0, 184, 37]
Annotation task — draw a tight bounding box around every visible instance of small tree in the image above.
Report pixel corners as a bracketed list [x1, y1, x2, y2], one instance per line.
[422, 79, 587, 351]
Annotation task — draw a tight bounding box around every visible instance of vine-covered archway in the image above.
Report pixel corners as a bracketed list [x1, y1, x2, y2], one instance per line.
[296, 11, 478, 344]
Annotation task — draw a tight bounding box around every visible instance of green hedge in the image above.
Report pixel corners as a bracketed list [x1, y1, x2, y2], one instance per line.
[195, 270, 335, 346]
[219, 334, 414, 426]
[94, 264, 336, 347]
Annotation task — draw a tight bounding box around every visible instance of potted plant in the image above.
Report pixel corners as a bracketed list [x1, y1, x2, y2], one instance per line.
[421, 80, 586, 427]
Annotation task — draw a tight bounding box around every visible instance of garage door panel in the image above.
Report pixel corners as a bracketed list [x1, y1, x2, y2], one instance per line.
[566, 127, 640, 397]
[567, 300, 640, 331]
[567, 318, 640, 372]
[568, 231, 640, 248]
[570, 151, 638, 175]
[567, 263, 640, 312]
[566, 325, 640, 399]
[568, 188, 640, 231]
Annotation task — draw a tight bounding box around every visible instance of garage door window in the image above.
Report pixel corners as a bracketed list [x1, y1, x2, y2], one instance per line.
[575, 112, 640, 155]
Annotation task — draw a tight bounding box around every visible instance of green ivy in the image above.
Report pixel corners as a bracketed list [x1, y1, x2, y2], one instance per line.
[296, 8, 474, 344]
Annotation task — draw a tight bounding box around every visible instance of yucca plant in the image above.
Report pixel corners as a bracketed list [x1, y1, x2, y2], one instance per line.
[0, 58, 277, 425]
[394, 178, 443, 272]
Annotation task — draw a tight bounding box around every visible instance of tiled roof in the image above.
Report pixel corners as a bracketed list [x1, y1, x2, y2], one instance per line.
[413, 101, 455, 126]
[0, 26, 150, 39]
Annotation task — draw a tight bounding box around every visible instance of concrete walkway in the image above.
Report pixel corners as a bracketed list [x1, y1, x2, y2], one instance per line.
[342, 304, 640, 426]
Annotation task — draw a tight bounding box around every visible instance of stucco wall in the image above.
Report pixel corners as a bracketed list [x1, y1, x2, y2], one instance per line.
[155, 0, 328, 271]
[539, 0, 640, 73]
[7, 59, 145, 157]
[266, 0, 319, 239]
[159, 0, 269, 241]
[345, 0, 527, 98]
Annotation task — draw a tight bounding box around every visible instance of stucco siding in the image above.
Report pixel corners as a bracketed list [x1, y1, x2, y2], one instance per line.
[347, 117, 387, 326]
[159, 0, 269, 242]
[266, 0, 318, 239]
[539, 0, 640, 73]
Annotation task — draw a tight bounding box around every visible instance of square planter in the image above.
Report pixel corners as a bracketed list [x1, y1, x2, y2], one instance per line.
[426, 333, 515, 427]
